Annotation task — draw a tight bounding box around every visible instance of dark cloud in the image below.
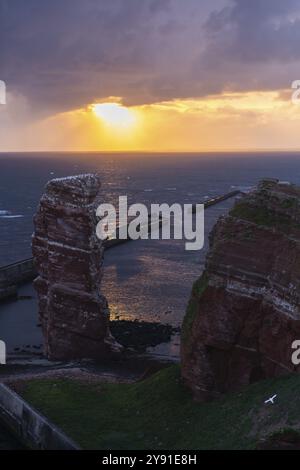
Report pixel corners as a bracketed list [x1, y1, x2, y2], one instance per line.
[204, 0, 300, 62]
[1, 0, 300, 114]
[1, 0, 177, 112]
[189, 0, 300, 96]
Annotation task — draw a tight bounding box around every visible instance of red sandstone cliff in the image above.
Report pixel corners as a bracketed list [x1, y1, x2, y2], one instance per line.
[32, 174, 116, 360]
[181, 179, 300, 401]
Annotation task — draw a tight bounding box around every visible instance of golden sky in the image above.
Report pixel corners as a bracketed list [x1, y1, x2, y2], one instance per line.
[1, 89, 300, 152]
[2, 1, 300, 152]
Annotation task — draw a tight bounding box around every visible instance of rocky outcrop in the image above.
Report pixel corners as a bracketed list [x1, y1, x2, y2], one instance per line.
[181, 179, 300, 401]
[32, 174, 115, 360]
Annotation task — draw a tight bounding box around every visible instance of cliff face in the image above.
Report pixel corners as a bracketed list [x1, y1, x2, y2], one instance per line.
[181, 179, 300, 401]
[32, 174, 114, 360]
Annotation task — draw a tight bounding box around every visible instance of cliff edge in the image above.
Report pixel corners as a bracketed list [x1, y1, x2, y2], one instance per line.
[181, 179, 300, 401]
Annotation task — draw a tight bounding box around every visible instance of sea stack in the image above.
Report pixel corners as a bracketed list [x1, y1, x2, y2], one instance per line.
[32, 174, 114, 360]
[181, 179, 300, 401]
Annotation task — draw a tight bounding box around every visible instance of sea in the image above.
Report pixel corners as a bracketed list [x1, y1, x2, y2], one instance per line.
[1, 152, 300, 358]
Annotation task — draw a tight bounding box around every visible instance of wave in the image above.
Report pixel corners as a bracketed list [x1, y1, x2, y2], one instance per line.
[0, 210, 24, 219]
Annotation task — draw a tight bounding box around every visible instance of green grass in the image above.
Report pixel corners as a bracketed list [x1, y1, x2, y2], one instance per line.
[280, 198, 298, 209]
[20, 365, 300, 450]
[230, 202, 293, 230]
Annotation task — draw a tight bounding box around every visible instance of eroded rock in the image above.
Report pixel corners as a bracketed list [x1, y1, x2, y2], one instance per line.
[181, 179, 300, 401]
[32, 174, 115, 360]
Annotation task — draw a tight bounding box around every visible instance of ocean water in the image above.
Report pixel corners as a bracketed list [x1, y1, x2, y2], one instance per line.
[1, 152, 300, 357]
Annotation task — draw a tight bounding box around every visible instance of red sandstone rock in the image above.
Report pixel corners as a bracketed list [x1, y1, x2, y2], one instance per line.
[181, 179, 300, 401]
[32, 174, 117, 360]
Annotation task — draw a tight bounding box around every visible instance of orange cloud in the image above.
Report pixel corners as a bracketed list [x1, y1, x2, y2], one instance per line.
[1, 90, 300, 152]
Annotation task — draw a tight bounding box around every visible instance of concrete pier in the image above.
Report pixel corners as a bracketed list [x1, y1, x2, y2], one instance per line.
[0, 190, 240, 302]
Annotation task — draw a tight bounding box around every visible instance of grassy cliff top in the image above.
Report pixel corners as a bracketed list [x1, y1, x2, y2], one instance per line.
[19, 365, 300, 450]
[230, 181, 300, 231]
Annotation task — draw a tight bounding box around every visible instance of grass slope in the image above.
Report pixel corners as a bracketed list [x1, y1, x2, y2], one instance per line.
[20, 366, 300, 450]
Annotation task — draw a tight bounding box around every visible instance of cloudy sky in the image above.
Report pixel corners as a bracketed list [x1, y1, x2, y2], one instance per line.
[1, 0, 300, 151]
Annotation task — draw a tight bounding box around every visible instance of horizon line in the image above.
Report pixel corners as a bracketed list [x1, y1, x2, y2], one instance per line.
[1, 148, 300, 155]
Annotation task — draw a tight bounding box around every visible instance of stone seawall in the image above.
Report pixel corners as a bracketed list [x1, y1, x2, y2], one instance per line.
[0, 259, 36, 300]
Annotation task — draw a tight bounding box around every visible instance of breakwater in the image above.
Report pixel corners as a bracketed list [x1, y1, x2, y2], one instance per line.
[0, 190, 240, 302]
[0, 258, 36, 300]
[193, 189, 240, 212]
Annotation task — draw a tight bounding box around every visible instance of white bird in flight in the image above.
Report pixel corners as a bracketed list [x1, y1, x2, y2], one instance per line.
[264, 394, 277, 405]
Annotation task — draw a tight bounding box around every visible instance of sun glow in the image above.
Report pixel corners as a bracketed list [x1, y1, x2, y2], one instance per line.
[92, 102, 137, 129]
[13, 90, 298, 152]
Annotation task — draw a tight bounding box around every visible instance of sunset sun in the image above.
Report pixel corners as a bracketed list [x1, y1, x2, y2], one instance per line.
[92, 103, 137, 129]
